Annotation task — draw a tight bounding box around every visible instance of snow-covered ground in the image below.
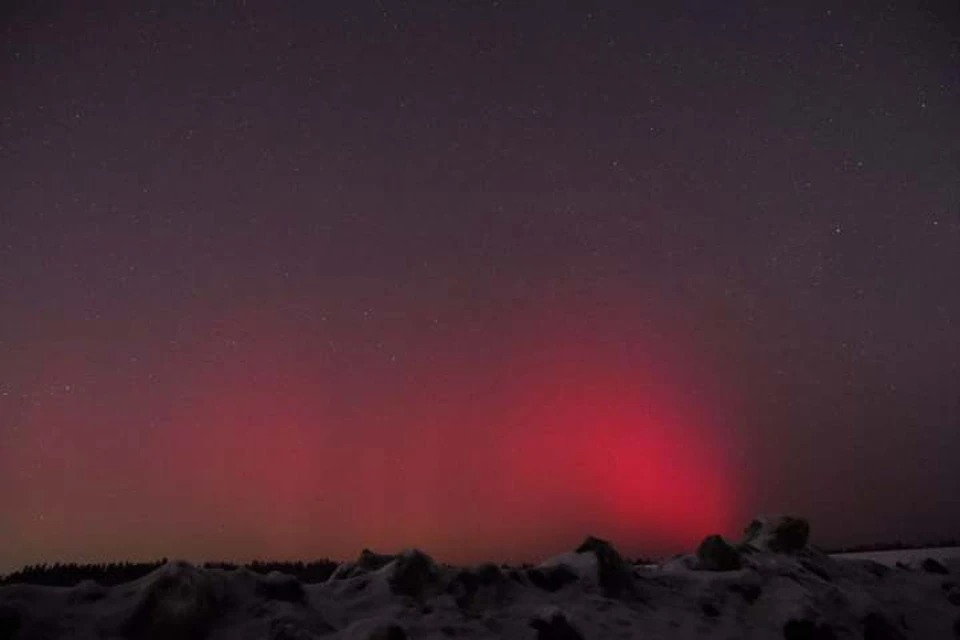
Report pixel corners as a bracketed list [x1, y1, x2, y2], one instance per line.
[830, 546, 960, 566]
[1, 518, 959, 639]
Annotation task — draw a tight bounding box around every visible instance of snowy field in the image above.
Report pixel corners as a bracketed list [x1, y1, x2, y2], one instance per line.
[829, 546, 960, 566]
[1, 517, 959, 639]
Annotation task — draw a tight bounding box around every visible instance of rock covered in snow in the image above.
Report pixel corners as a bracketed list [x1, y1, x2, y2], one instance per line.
[531, 537, 638, 597]
[574, 535, 635, 597]
[526, 563, 580, 592]
[697, 534, 743, 571]
[473, 562, 505, 585]
[329, 549, 397, 581]
[446, 562, 510, 611]
[357, 549, 397, 573]
[385, 549, 440, 598]
[922, 558, 950, 575]
[658, 552, 701, 572]
[946, 585, 960, 606]
[123, 561, 220, 640]
[742, 515, 811, 553]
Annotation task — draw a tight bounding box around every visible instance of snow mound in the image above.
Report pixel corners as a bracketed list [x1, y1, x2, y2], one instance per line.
[122, 561, 220, 640]
[696, 534, 743, 571]
[529, 555, 587, 592]
[921, 558, 950, 575]
[329, 549, 397, 581]
[573, 536, 635, 597]
[531, 536, 637, 598]
[383, 549, 441, 599]
[256, 571, 307, 603]
[742, 515, 811, 553]
[445, 563, 512, 612]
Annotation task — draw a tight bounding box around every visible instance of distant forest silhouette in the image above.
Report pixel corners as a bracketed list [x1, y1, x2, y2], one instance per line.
[2, 538, 957, 587]
[0, 559, 338, 587]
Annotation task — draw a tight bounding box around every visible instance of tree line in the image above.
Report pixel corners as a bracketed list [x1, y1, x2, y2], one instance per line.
[0, 559, 339, 587]
[4, 538, 955, 586]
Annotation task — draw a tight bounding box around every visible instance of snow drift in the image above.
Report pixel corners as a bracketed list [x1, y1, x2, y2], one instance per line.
[1, 516, 959, 639]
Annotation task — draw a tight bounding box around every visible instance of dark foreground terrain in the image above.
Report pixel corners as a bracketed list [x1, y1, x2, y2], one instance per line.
[2, 516, 959, 639]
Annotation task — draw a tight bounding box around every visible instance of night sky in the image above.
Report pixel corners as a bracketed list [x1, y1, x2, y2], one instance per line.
[1, 1, 959, 573]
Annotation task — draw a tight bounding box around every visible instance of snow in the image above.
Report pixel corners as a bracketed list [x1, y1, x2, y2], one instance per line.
[830, 546, 960, 567]
[537, 551, 599, 584]
[2, 536, 960, 638]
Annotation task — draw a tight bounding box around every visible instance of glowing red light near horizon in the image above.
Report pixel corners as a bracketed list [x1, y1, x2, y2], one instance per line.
[499, 363, 740, 555]
[3, 305, 743, 568]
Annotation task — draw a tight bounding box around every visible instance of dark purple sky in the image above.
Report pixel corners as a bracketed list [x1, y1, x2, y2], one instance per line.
[1, 0, 959, 572]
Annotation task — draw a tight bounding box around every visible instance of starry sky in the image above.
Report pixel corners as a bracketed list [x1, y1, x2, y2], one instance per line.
[1, 0, 959, 572]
